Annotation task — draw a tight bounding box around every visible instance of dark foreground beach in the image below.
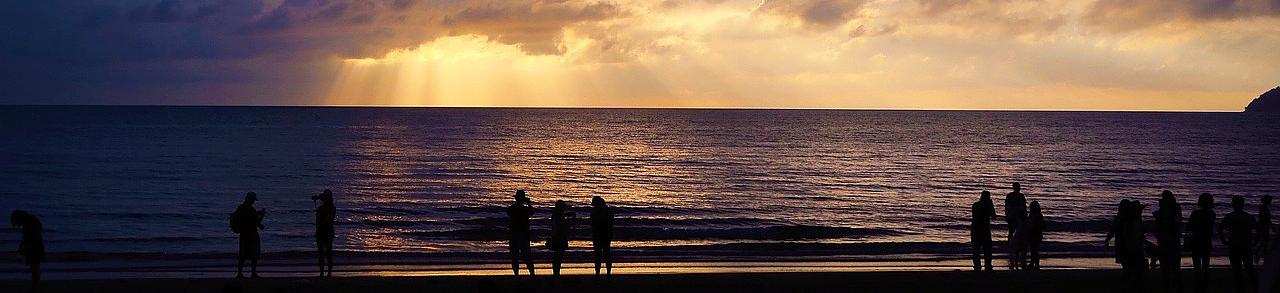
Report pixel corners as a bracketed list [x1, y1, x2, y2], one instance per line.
[0, 270, 1256, 293]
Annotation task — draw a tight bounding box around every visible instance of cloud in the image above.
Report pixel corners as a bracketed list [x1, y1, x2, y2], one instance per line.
[441, 1, 628, 54]
[0, 0, 631, 103]
[3, 0, 1280, 110]
[1084, 0, 1280, 31]
[752, 0, 869, 31]
[897, 0, 1071, 39]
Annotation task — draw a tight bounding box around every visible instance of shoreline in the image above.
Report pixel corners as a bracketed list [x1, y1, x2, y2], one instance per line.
[0, 255, 1244, 280]
[0, 269, 1263, 293]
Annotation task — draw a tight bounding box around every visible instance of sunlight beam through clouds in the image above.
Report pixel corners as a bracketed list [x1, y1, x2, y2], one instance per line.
[316, 0, 1280, 110]
[3, 0, 1279, 110]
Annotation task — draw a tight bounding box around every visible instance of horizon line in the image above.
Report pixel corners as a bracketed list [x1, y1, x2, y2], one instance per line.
[0, 103, 1246, 113]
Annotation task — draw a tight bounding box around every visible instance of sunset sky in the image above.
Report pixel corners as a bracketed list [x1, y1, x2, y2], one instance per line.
[3, 0, 1279, 110]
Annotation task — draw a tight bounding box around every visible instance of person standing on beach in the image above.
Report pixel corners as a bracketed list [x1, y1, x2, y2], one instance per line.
[1187, 193, 1216, 293]
[591, 196, 614, 276]
[1119, 200, 1147, 291]
[1257, 195, 1272, 266]
[1153, 191, 1183, 292]
[507, 190, 536, 276]
[1104, 200, 1126, 262]
[971, 191, 996, 272]
[1004, 183, 1027, 270]
[314, 189, 337, 277]
[1220, 195, 1258, 292]
[549, 200, 575, 277]
[1027, 201, 1045, 270]
[1104, 200, 1146, 291]
[10, 210, 43, 289]
[231, 192, 266, 278]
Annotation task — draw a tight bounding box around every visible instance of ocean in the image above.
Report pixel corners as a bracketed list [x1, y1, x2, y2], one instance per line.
[1, 106, 1278, 265]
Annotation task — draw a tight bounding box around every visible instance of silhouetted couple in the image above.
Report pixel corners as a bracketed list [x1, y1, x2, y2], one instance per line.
[971, 183, 1043, 271]
[11, 210, 43, 289]
[1190, 193, 1262, 293]
[229, 190, 339, 278]
[1102, 192, 1184, 293]
[506, 190, 614, 277]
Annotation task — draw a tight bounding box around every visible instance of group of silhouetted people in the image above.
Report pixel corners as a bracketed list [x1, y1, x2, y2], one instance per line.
[1107, 192, 1274, 292]
[971, 183, 1046, 272]
[970, 186, 1278, 293]
[11, 184, 1280, 288]
[225, 190, 337, 279]
[507, 190, 614, 277]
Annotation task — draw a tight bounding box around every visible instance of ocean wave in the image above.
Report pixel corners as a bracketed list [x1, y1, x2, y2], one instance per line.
[81, 236, 223, 243]
[926, 219, 1114, 234]
[403, 225, 905, 241]
[92, 212, 195, 219]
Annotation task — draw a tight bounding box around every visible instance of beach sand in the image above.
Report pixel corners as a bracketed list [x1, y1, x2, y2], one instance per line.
[0, 269, 1257, 293]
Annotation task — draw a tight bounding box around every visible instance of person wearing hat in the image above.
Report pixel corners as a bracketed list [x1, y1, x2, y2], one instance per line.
[231, 192, 266, 278]
[314, 189, 337, 277]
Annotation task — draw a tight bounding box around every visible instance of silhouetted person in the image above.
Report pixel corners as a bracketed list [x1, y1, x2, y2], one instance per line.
[1258, 195, 1273, 266]
[1105, 200, 1145, 292]
[1188, 193, 1216, 293]
[1221, 195, 1258, 292]
[10, 210, 43, 289]
[507, 190, 535, 276]
[549, 200, 575, 277]
[314, 189, 336, 277]
[971, 191, 997, 272]
[1027, 201, 1045, 270]
[1004, 183, 1027, 270]
[591, 196, 614, 276]
[1153, 190, 1183, 292]
[231, 192, 266, 278]
[1123, 200, 1147, 292]
[1104, 200, 1127, 258]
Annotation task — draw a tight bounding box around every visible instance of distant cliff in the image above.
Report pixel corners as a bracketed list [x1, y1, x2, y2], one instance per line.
[1245, 87, 1280, 112]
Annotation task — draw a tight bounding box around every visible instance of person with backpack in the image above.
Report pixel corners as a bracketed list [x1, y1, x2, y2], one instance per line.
[231, 192, 266, 278]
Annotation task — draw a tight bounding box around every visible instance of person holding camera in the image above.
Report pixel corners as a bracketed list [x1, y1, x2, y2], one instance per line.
[507, 190, 536, 276]
[314, 189, 337, 277]
[550, 200, 576, 277]
[231, 192, 266, 278]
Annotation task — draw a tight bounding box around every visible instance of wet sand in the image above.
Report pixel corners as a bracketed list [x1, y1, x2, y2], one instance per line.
[0, 269, 1255, 293]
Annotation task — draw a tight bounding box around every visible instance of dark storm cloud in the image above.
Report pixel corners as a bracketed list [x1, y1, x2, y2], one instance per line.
[0, 0, 628, 104]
